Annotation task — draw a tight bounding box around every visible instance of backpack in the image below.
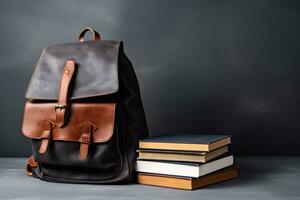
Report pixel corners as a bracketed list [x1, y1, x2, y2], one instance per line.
[21, 27, 148, 183]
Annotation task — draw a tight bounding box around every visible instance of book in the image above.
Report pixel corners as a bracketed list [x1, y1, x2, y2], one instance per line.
[137, 145, 228, 163]
[139, 134, 231, 152]
[137, 166, 238, 190]
[136, 155, 233, 178]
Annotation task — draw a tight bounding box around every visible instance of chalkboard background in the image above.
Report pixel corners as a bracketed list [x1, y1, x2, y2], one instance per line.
[0, 0, 299, 156]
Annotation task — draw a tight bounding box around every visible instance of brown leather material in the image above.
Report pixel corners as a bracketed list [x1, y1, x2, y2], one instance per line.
[79, 142, 89, 160]
[79, 27, 101, 42]
[39, 130, 51, 153]
[56, 60, 76, 127]
[26, 156, 38, 176]
[78, 122, 95, 160]
[25, 41, 120, 100]
[38, 119, 55, 153]
[22, 102, 116, 143]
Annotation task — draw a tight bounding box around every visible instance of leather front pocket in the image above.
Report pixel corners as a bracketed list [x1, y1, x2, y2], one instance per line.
[22, 101, 123, 181]
[22, 102, 116, 143]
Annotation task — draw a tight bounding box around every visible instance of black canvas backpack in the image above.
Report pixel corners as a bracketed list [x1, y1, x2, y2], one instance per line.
[21, 27, 148, 183]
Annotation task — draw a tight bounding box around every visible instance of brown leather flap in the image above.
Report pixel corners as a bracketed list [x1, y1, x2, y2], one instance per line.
[22, 102, 116, 143]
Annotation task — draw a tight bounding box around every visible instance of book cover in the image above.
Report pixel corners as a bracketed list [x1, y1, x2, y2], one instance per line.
[139, 134, 231, 151]
[136, 155, 234, 178]
[137, 166, 238, 190]
[137, 146, 229, 163]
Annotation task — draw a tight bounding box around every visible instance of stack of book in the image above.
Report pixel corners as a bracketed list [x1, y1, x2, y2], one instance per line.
[136, 134, 237, 190]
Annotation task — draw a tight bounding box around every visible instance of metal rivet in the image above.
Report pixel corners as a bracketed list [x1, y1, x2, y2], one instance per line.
[65, 70, 70, 74]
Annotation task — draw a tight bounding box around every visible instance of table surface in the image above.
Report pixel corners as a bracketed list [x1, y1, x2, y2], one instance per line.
[0, 157, 299, 200]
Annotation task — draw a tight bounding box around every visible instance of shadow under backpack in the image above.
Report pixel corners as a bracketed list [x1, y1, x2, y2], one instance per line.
[21, 27, 148, 183]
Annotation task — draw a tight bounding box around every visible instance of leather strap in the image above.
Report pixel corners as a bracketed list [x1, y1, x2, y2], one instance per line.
[25, 156, 38, 176]
[56, 60, 76, 128]
[39, 130, 51, 153]
[79, 27, 101, 42]
[38, 119, 55, 154]
[79, 124, 92, 160]
[78, 122, 97, 160]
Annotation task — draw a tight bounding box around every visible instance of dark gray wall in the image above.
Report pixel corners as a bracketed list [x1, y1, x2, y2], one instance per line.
[0, 0, 299, 156]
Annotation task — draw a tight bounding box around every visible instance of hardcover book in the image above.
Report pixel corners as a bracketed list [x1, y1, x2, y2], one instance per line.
[137, 166, 238, 190]
[136, 155, 234, 178]
[137, 146, 228, 163]
[139, 134, 231, 152]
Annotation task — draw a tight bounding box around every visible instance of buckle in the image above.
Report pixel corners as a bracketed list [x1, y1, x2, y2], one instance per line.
[55, 104, 67, 110]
